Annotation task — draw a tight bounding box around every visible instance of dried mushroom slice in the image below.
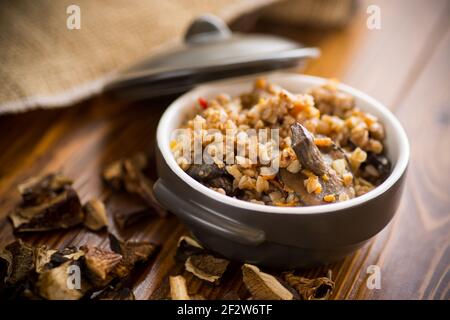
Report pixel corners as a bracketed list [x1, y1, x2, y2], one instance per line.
[185, 254, 229, 284]
[109, 234, 158, 278]
[46, 247, 84, 269]
[34, 246, 57, 274]
[18, 173, 73, 206]
[103, 160, 124, 190]
[242, 264, 293, 300]
[187, 164, 234, 196]
[9, 187, 84, 232]
[36, 261, 88, 300]
[82, 246, 122, 283]
[103, 153, 167, 217]
[283, 271, 335, 300]
[122, 156, 167, 217]
[285, 123, 354, 205]
[0, 240, 35, 285]
[0, 237, 159, 300]
[169, 275, 191, 300]
[83, 198, 108, 231]
[186, 164, 227, 182]
[175, 235, 204, 262]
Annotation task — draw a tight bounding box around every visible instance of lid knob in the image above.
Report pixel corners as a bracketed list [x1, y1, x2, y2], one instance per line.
[184, 14, 231, 44]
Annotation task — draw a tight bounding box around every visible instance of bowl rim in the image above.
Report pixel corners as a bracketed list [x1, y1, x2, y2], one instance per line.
[157, 73, 410, 215]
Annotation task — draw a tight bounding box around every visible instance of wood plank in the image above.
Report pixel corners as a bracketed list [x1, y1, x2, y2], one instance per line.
[347, 27, 450, 300]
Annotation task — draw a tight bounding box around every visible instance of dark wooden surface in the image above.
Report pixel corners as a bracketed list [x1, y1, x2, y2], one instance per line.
[0, 0, 449, 299]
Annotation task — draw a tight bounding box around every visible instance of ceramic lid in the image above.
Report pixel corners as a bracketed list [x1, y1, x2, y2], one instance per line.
[104, 15, 320, 101]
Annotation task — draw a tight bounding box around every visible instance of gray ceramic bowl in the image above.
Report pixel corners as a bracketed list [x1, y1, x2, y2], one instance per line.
[153, 73, 409, 269]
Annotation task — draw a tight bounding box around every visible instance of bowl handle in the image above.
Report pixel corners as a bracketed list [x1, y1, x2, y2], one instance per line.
[154, 179, 266, 246]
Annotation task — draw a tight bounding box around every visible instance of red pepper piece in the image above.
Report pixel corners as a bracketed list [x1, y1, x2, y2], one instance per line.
[198, 97, 208, 109]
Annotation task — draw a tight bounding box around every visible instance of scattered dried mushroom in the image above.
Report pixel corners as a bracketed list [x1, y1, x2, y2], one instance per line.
[169, 275, 206, 300]
[102, 153, 167, 218]
[185, 254, 229, 285]
[283, 271, 334, 300]
[169, 275, 191, 300]
[9, 174, 84, 232]
[242, 264, 293, 300]
[170, 235, 335, 301]
[108, 233, 158, 279]
[0, 235, 158, 300]
[8, 173, 109, 232]
[82, 198, 108, 231]
[175, 235, 229, 285]
[175, 235, 205, 262]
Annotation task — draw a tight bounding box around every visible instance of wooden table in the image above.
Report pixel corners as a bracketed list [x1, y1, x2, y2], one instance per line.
[0, 0, 449, 300]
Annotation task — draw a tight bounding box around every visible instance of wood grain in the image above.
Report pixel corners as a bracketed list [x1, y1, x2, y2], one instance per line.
[0, 0, 448, 300]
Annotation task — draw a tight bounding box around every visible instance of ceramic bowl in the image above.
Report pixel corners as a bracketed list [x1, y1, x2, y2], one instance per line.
[153, 73, 409, 269]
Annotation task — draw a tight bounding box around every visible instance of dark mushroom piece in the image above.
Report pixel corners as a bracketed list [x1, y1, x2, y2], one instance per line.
[82, 246, 122, 287]
[18, 173, 73, 207]
[186, 163, 226, 181]
[108, 233, 159, 278]
[175, 236, 205, 262]
[0, 236, 159, 300]
[283, 271, 335, 300]
[280, 123, 354, 205]
[185, 253, 229, 285]
[9, 173, 85, 232]
[0, 240, 35, 286]
[361, 152, 391, 185]
[102, 153, 168, 218]
[186, 164, 234, 196]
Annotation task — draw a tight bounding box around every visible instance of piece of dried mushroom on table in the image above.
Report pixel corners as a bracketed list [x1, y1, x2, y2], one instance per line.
[175, 235, 229, 285]
[169, 275, 205, 300]
[169, 236, 336, 300]
[169, 275, 191, 300]
[8, 173, 109, 232]
[108, 233, 158, 278]
[185, 254, 229, 285]
[175, 235, 205, 262]
[283, 270, 334, 300]
[0, 235, 158, 300]
[9, 173, 84, 232]
[82, 198, 108, 231]
[242, 264, 293, 300]
[102, 153, 167, 219]
[241, 264, 335, 300]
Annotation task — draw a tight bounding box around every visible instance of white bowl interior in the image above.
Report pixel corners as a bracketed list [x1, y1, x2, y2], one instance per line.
[157, 73, 409, 214]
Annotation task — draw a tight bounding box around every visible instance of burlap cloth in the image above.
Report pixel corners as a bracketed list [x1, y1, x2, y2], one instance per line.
[0, 0, 354, 114]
